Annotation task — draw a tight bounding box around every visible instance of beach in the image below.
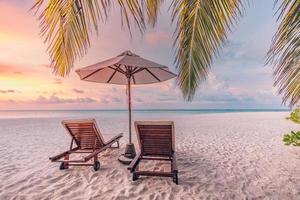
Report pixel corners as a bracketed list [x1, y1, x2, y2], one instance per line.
[0, 111, 299, 199]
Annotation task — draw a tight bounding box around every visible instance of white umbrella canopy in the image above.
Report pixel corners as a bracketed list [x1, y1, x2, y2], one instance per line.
[76, 50, 176, 162]
[76, 50, 176, 85]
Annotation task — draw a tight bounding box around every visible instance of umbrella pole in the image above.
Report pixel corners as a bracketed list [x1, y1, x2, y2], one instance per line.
[123, 77, 136, 160]
[128, 77, 132, 144]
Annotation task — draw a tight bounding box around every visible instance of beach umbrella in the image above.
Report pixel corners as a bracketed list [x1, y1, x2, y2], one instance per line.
[75, 50, 176, 162]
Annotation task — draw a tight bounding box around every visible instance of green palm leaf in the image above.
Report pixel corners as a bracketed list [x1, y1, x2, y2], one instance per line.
[143, 0, 164, 26]
[267, 0, 300, 106]
[172, 0, 244, 100]
[32, 0, 107, 76]
[32, 0, 161, 77]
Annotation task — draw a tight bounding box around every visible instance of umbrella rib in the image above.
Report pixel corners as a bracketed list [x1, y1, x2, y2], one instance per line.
[132, 68, 145, 75]
[81, 68, 105, 80]
[145, 68, 161, 81]
[107, 69, 118, 83]
[132, 74, 136, 84]
[159, 67, 177, 76]
[108, 66, 126, 75]
[132, 67, 138, 73]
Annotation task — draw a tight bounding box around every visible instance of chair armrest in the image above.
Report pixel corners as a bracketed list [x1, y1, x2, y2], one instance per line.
[171, 152, 178, 172]
[105, 133, 123, 146]
[127, 152, 141, 173]
[85, 133, 123, 162]
[84, 145, 111, 162]
[49, 147, 79, 162]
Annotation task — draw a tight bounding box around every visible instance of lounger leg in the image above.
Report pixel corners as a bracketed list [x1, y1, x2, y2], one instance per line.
[171, 154, 178, 184]
[93, 155, 100, 171]
[173, 171, 178, 184]
[63, 154, 69, 169]
[132, 172, 139, 181]
[132, 161, 140, 181]
[171, 161, 178, 184]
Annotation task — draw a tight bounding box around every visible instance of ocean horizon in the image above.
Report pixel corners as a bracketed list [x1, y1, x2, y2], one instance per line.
[0, 109, 290, 119]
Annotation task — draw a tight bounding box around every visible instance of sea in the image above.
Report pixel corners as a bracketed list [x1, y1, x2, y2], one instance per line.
[0, 109, 289, 119]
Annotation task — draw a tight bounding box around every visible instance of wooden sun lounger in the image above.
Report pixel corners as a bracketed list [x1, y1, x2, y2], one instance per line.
[50, 119, 123, 171]
[128, 121, 178, 184]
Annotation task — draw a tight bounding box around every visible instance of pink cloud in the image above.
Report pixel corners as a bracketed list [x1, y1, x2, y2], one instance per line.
[73, 88, 85, 94]
[0, 63, 32, 75]
[35, 95, 96, 104]
[111, 97, 123, 103]
[134, 97, 144, 103]
[100, 95, 125, 104]
[228, 87, 246, 96]
[144, 31, 170, 46]
[53, 78, 62, 84]
[101, 98, 109, 104]
[0, 89, 15, 94]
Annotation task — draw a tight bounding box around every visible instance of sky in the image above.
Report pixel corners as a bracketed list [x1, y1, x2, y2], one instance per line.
[0, 0, 289, 110]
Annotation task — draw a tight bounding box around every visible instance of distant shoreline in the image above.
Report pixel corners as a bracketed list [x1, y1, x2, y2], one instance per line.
[0, 109, 290, 112]
[0, 109, 291, 119]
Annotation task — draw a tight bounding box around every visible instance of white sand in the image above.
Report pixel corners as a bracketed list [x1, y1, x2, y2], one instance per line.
[0, 112, 299, 199]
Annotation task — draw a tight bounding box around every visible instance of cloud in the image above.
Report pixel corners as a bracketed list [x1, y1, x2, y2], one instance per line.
[14, 71, 24, 75]
[35, 95, 97, 104]
[0, 0, 286, 110]
[134, 97, 144, 103]
[53, 78, 62, 84]
[111, 97, 123, 103]
[0, 99, 15, 103]
[101, 98, 109, 104]
[0, 63, 39, 75]
[99, 95, 125, 104]
[0, 89, 15, 93]
[73, 88, 84, 94]
[192, 73, 250, 104]
[145, 31, 170, 46]
[0, 63, 25, 75]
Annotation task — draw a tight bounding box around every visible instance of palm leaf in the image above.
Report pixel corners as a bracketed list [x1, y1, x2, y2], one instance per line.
[142, 0, 164, 26]
[172, 0, 244, 100]
[32, 0, 108, 76]
[32, 0, 161, 77]
[267, 0, 300, 106]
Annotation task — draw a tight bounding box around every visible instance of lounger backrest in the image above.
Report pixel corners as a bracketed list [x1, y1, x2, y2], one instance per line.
[135, 121, 175, 157]
[62, 119, 105, 149]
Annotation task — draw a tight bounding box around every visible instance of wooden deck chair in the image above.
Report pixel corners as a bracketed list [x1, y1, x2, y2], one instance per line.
[50, 119, 123, 171]
[128, 121, 178, 184]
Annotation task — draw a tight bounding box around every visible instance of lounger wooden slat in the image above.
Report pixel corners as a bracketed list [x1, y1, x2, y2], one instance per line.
[128, 121, 178, 184]
[50, 119, 123, 171]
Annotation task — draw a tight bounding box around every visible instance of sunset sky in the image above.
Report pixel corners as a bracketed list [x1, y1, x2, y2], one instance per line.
[0, 0, 288, 110]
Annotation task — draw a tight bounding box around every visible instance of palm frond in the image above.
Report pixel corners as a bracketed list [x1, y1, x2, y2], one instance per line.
[32, 0, 108, 76]
[172, 0, 244, 100]
[117, 0, 163, 33]
[267, 0, 300, 106]
[118, 0, 145, 33]
[32, 0, 161, 77]
[142, 0, 164, 26]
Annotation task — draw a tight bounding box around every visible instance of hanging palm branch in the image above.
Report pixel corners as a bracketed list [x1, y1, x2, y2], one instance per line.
[32, 0, 161, 76]
[142, 0, 164, 26]
[267, 0, 300, 106]
[171, 0, 244, 100]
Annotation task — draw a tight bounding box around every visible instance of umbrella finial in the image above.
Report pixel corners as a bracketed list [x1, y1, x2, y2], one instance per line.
[118, 50, 139, 57]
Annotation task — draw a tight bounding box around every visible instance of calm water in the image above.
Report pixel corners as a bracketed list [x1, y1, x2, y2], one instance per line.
[0, 109, 289, 119]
